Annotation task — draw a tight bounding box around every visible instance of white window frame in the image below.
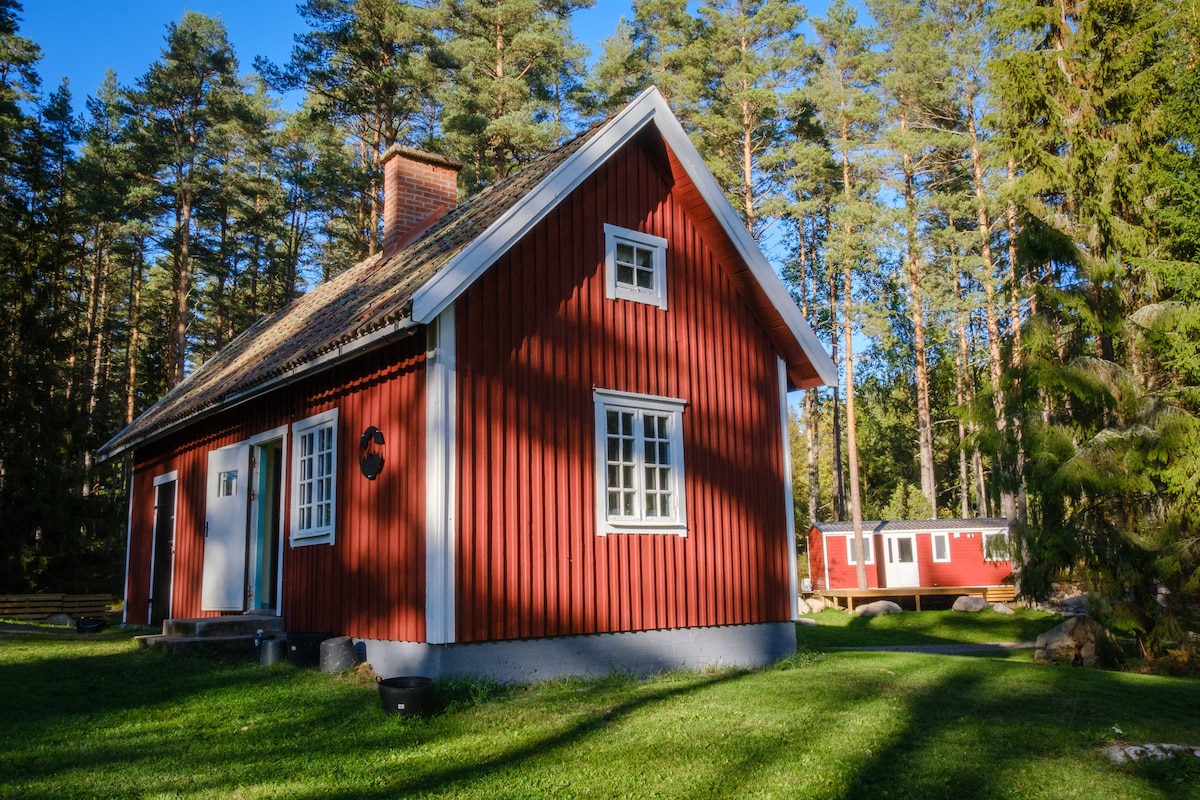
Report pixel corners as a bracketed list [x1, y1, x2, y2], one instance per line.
[982, 530, 1011, 562]
[290, 408, 339, 546]
[932, 531, 951, 563]
[604, 223, 668, 309]
[593, 388, 687, 536]
[846, 534, 874, 565]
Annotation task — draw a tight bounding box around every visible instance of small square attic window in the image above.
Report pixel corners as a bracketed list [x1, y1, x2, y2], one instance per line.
[604, 224, 668, 309]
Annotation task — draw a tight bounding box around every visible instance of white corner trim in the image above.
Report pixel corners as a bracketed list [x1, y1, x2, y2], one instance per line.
[779, 359, 798, 620]
[425, 303, 458, 644]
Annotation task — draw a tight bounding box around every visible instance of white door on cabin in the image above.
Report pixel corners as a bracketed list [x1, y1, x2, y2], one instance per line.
[202, 445, 250, 611]
[883, 533, 920, 588]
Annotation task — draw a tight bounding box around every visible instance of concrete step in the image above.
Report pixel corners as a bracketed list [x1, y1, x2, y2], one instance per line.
[162, 615, 284, 639]
[135, 632, 265, 657]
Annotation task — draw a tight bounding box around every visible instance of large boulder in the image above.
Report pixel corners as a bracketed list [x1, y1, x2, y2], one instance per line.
[796, 597, 812, 615]
[854, 600, 903, 618]
[991, 602, 1015, 615]
[806, 597, 827, 613]
[952, 595, 989, 613]
[1035, 615, 1121, 667]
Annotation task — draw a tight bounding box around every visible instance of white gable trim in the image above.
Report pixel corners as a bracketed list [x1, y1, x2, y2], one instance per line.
[411, 97, 657, 324]
[409, 87, 836, 388]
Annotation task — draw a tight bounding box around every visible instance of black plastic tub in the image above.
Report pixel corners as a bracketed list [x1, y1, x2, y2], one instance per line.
[286, 631, 334, 667]
[378, 676, 434, 717]
[76, 617, 106, 634]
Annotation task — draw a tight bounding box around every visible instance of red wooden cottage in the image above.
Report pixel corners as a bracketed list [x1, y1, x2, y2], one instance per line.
[807, 519, 1014, 607]
[99, 88, 836, 681]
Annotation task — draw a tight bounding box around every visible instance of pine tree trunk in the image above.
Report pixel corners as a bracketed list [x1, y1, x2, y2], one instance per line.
[829, 272, 846, 521]
[126, 240, 144, 426]
[844, 252, 867, 590]
[798, 226, 821, 524]
[971, 133, 1015, 521]
[1006, 158, 1028, 525]
[902, 120, 936, 517]
[171, 193, 191, 389]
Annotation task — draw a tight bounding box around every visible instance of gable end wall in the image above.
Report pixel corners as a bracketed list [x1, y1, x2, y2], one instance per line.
[453, 137, 793, 642]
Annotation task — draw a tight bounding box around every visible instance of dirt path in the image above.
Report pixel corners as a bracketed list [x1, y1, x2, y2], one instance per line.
[828, 642, 1035, 654]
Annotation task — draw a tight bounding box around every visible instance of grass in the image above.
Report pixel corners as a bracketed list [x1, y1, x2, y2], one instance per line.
[796, 607, 1064, 649]
[1, 626, 1198, 799]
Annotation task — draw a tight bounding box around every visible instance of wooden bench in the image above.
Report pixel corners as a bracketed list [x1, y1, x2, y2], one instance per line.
[0, 594, 115, 621]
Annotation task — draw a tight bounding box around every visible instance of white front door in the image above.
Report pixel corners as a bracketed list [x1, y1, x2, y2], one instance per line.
[884, 533, 920, 588]
[202, 444, 250, 611]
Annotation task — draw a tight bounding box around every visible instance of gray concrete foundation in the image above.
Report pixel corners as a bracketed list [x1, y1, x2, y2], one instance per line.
[358, 622, 797, 683]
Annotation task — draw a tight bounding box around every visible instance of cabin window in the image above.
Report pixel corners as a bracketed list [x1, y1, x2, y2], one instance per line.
[593, 388, 687, 535]
[291, 408, 338, 546]
[932, 532, 950, 562]
[604, 224, 668, 309]
[982, 530, 1011, 561]
[846, 535, 874, 565]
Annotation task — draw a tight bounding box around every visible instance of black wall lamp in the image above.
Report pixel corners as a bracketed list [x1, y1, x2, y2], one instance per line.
[359, 426, 385, 480]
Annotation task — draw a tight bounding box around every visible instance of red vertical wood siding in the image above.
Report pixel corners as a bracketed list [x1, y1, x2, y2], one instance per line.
[455, 137, 792, 642]
[818, 534, 883, 590]
[922, 531, 1013, 587]
[125, 337, 427, 640]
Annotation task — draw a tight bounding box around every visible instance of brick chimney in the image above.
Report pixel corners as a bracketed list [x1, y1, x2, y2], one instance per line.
[381, 145, 462, 258]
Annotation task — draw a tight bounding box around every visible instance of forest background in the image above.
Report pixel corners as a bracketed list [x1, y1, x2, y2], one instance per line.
[1, 0, 1197, 658]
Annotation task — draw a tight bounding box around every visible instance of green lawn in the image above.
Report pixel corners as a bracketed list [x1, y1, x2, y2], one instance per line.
[1, 628, 1198, 799]
[796, 607, 1064, 649]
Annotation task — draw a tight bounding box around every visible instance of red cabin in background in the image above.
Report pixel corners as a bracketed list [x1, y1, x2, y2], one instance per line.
[99, 89, 836, 681]
[807, 519, 1014, 597]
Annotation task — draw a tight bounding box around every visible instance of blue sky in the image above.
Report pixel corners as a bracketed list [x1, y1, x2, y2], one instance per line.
[19, 0, 635, 111]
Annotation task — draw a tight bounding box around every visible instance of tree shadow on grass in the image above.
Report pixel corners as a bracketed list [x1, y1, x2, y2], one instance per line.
[831, 653, 1200, 800]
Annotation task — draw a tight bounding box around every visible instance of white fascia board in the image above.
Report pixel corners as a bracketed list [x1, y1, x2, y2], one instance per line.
[411, 93, 660, 324]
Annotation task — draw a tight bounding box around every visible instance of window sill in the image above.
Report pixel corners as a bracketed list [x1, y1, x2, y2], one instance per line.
[290, 532, 334, 547]
[599, 523, 688, 537]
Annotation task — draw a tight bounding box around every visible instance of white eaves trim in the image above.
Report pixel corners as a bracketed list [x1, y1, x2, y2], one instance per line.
[409, 87, 837, 388]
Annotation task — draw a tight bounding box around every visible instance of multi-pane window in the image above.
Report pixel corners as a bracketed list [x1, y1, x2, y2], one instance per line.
[594, 389, 687, 535]
[604, 224, 668, 309]
[292, 409, 338, 545]
[615, 240, 656, 293]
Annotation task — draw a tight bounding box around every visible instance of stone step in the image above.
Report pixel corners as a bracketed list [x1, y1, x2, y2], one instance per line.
[162, 615, 284, 639]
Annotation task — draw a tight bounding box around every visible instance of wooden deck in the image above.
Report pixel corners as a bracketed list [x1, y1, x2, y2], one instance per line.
[811, 585, 1017, 612]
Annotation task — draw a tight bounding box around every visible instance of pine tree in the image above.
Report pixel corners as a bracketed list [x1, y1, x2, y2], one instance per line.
[438, 0, 592, 192]
[809, 0, 883, 587]
[689, 0, 809, 237]
[125, 11, 246, 388]
[257, 0, 453, 258]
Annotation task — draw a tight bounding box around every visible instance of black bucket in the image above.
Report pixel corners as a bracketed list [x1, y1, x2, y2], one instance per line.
[378, 676, 434, 717]
[286, 631, 334, 668]
[76, 617, 106, 634]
